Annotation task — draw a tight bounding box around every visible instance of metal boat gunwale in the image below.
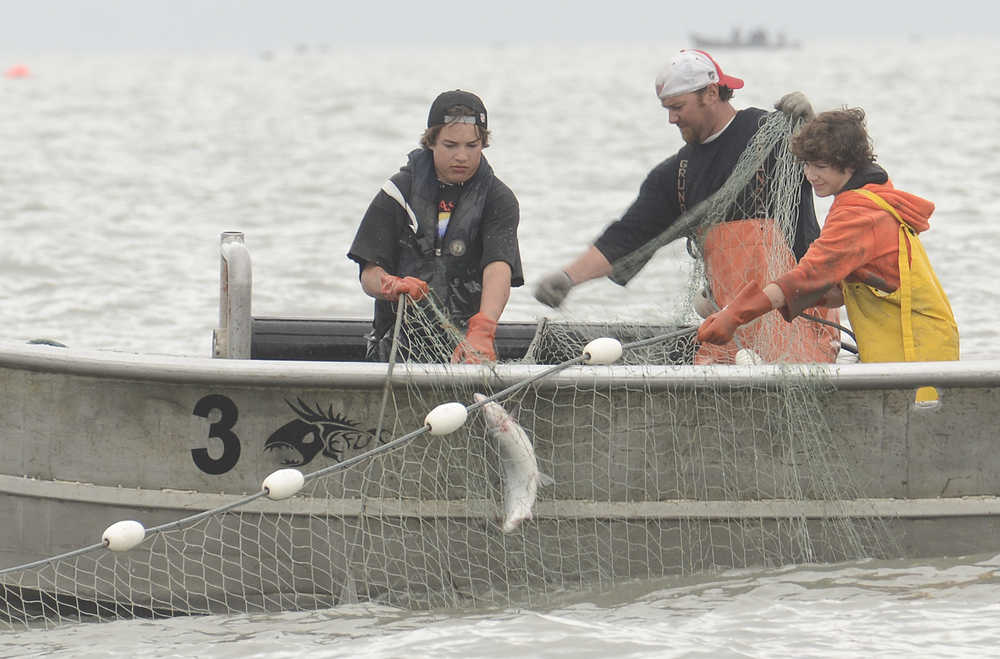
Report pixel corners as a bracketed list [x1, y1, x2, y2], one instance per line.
[2, 340, 998, 391]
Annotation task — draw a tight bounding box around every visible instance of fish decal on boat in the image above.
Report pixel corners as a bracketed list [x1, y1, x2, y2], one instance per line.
[264, 398, 378, 466]
[474, 393, 553, 533]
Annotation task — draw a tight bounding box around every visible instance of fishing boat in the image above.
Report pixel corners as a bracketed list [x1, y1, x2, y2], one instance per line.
[2, 232, 999, 628]
[690, 28, 801, 50]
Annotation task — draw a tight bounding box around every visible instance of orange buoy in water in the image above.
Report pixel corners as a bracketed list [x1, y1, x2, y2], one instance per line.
[4, 65, 30, 79]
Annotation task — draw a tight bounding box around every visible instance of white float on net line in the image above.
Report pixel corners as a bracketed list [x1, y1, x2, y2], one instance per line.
[263, 468, 305, 500]
[583, 337, 623, 365]
[102, 520, 146, 552]
[694, 286, 716, 319]
[735, 348, 763, 365]
[425, 402, 468, 435]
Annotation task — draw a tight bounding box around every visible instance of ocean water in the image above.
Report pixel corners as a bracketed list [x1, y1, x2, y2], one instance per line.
[2, 36, 1000, 656]
[2, 36, 999, 359]
[4, 554, 1000, 658]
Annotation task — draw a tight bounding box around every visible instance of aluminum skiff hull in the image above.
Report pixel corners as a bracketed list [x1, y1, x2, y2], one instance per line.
[3, 341, 1000, 610]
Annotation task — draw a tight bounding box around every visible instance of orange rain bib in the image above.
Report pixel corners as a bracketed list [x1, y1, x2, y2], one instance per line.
[697, 219, 841, 365]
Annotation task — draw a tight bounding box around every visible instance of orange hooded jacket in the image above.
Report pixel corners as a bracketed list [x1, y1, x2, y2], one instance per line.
[773, 171, 934, 320]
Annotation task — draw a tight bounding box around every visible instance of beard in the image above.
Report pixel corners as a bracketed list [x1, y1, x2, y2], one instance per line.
[677, 93, 710, 144]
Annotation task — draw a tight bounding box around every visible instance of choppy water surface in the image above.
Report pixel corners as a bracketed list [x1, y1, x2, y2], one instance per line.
[2, 36, 999, 657]
[5, 554, 1000, 658]
[1, 37, 998, 358]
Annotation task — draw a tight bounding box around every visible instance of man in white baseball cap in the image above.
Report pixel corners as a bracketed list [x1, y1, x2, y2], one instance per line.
[654, 48, 745, 100]
[654, 48, 749, 145]
[534, 49, 836, 364]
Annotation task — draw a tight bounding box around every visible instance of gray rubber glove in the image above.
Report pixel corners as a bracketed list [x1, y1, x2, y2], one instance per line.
[534, 271, 575, 308]
[774, 91, 815, 123]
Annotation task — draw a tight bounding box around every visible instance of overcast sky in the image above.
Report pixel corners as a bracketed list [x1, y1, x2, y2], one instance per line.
[0, 0, 996, 53]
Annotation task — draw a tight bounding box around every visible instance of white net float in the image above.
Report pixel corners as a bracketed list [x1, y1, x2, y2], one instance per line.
[735, 348, 763, 365]
[694, 286, 716, 318]
[582, 337, 623, 365]
[425, 402, 468, 435]
[102, 520, 146, 552]
[263, 468, 305, 500]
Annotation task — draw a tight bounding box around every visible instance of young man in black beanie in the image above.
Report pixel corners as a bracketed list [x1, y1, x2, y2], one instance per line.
[349, 90, 523, 363]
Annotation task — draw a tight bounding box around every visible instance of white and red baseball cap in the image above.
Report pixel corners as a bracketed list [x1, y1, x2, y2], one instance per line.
[655, 49, 745, 100]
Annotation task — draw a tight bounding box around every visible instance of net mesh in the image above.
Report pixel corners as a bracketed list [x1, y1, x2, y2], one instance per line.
[0, 111, 892, 631]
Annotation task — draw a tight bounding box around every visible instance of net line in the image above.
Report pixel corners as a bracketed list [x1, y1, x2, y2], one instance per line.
[0, 112, 896, 631]
[0, 319, 892, 630]
[609, 111, 803, 288]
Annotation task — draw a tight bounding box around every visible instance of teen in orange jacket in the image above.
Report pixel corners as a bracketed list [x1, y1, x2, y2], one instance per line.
[698, 108, 958, 397]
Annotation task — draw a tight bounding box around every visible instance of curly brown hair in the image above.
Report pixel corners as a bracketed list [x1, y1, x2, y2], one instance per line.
[790, 107, 876, 170]
[420, 104, 491, 149]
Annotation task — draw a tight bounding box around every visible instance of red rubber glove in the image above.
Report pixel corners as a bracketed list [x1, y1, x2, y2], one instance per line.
[452, 312, 498, 364]
[379, 274, 429, 302]
[697, 282, 774, 345]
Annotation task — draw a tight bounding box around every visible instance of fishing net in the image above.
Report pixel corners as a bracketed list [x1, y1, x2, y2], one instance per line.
[0, 112, 893, 631]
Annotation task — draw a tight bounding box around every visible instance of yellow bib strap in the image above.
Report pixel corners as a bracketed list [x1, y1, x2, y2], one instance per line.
[852, 189, 940, 403]
[853, 189, 918, 361]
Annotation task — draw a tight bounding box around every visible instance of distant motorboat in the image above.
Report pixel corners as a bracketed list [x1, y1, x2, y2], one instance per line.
[691, 28, 800, 50]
